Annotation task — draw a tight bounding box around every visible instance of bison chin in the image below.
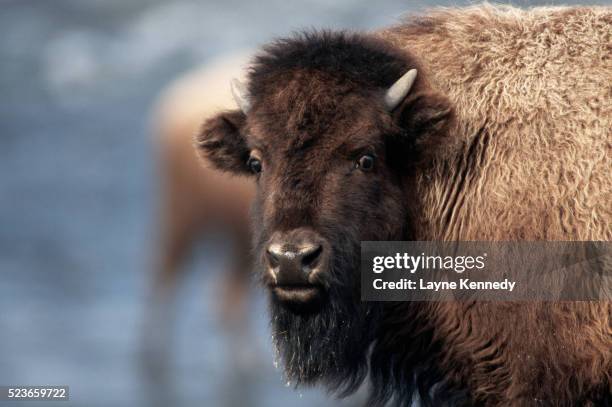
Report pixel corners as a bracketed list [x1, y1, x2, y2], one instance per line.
[269, 246, 382, 397]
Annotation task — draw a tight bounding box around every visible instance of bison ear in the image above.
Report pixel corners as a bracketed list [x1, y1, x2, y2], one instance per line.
[389, 91, 454, 165]
[196, 110, 251, 175]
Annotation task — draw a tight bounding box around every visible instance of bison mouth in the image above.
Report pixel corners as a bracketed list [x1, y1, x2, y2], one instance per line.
[270, 283, 325, 311]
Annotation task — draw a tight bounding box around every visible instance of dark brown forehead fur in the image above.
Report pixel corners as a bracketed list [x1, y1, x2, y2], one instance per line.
[246, 31, 419, 154]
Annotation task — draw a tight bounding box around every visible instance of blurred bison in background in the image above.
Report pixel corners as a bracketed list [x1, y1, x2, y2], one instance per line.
[143, 52, 255, 376]
[198, 5, 612, 406]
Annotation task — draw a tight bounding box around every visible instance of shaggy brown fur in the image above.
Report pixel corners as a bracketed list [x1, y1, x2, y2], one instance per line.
[377, 5, 612, 405]
[197, 4, 611, 406]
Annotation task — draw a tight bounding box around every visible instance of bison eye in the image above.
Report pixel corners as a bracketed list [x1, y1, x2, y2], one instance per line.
[247, 156, 262, 174]
[355, 154, 375, 171]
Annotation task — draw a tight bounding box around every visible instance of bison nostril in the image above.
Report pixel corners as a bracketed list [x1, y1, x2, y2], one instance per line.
[266, 249, 280, 268]
[301, 245, 323, 270]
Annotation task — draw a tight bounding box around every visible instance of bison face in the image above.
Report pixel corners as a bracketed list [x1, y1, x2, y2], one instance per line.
[198, 79, 452, 312]
[248, 114, 408, 313]
[197, 31, 453, 391]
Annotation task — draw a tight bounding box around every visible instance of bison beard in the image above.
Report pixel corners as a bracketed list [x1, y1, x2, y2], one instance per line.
[270, 292, 377, 395]
[268, 233, 381, 396]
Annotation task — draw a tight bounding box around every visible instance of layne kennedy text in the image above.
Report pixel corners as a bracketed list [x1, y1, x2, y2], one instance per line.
[373, 278, 516, 292]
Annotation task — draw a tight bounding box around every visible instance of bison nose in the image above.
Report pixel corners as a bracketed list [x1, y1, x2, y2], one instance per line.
[265, 231, 325, 285]
[267, 244, 322, 271]
[266, 244, 323, 281]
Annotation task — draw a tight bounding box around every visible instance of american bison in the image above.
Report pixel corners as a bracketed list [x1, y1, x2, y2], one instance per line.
[143, 52, 255, 373]
[197, 5, 611, 406]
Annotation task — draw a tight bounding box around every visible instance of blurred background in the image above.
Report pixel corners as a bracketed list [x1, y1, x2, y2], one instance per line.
[0, 1, 608, 406]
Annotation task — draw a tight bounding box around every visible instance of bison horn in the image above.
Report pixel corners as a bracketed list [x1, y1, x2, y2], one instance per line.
[230, 78, 251, 113]
[384, 69, 418, 111]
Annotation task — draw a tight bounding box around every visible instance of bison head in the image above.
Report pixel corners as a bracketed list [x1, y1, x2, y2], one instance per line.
[198, 31, 453, 397]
